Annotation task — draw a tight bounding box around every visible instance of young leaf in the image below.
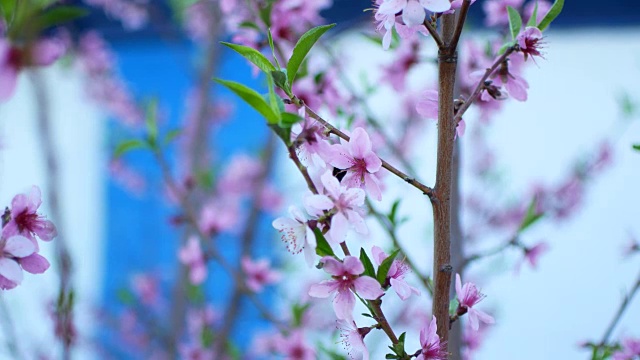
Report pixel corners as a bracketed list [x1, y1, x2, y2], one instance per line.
[537, 0, 564, 31]
[377, 249, 400, 285]
[35, 5, 88, 29]
[220, 42, 276, 74]
[145, 99, 158, 147]
[271, 70, 291, 96]
[163, 129, 182, 145]
[267, 28, 281, 69]
[286, 23, 336, 86]
[519, 197, 544, 232]
[388, 199, 401, 225]
[214, 79, 279, 124]
[359, 248, 376, 278]
[633, 144, 640, 152]
[526, 1, 539, 27]
[280, 112, 302, 127]
[313, 228, 336, 257]
[114, 139, 148, 158]
[507, 6, 522, 40]
[266, 72, 281, 117]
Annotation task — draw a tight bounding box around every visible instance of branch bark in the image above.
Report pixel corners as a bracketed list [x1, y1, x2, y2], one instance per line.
[431, 12, 458, 348]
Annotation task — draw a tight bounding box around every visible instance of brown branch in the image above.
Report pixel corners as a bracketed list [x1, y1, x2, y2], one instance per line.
[423, 19, 444, 49]
[370, 299, 398, 344]
[300, 105, 435, 198]
[431, 11, 458, 347]
[449, 0, 472, 51]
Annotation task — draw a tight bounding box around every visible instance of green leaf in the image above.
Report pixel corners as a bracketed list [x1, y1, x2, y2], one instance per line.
[291, 302, 311, 327]
[239, 21, 261, 32]
[214, 79, 279, 123]
[258, 1, 273, 28]
[376, 249, 400, 285]
[145, 99, 158, 147]
[507, 6, 522, 40]
[526, 1, 539, 27]
[633, 144, 640, 152]
[387, 199, 401, 225]
[519, 197, 544, 232]
[267, 28, 281, 69]
[163, 128, 182, 145]
[220, 42, 276, 74]
[266, 72, 281, 117]
[114, 139, 148, 158]
[116, 288, 135, 305]
[286, 23, 336, 86]
[497, 41, 516, 55]
[35, 5, 88, 29]
[313, 228, 335, 257]
[537, 0, 564, 31]
[449, 298, 460, 314]
[271, 70, 291, 96]
[280, 112, 302, 127]
[359, 248, 376, 278]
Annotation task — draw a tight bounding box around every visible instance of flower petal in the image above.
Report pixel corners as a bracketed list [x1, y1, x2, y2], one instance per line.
[0, 258, 23, 284]
[333, 288, 356, 320]
[19, 253, 50, 274]
[308, 280, 339, 298]
[3, 235, 35, 257]
[353, 276, 384, 300]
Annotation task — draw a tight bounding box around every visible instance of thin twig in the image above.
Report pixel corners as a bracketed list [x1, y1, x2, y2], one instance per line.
[454, 47, 516, 125]
[449, 0, 471, 51]
[300, 104, 435, 198]
[599, 268, 640, 347]
[153, 150, 287, 332]
[423, 19, 444, 49]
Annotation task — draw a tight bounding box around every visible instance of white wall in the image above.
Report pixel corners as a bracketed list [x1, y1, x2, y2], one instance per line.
[0, 66, 104, 359]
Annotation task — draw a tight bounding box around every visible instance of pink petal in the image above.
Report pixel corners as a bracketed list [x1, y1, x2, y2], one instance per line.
[364, 173, 382, 201]
[304, 194, 333, 212]
[353, 276, 384, 300]
[345, 210, 368, 235]
[329, 212, 349, 243]
[378, 0, 407, 15]
[349, 128, 372, 159]
[4, 235, 35, 257]
[19, 253, 50, 274]
[343, 256, 364, 275]
[0, 258, 23, 284]
[333, 288, 356, 320]
[371, 246, 387, 265]
[321, 256, 344, 276]
[30, 39, 65, 66]
[420, 0, 452, 12]
[309, 279, 339, 298]
[402, 0, 426, 27]
[330, 145, 355, 169]
[455, 273, 463, 301]
[363, 152, 382, 173]
[321, 171, 342, 199]
[390, 277, 412, 300]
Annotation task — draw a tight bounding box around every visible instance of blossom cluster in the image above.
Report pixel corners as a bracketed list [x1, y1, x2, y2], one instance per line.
[0, 186, 56, 290]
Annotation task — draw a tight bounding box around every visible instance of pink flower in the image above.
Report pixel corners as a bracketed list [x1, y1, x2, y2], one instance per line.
[273, 206, 317, 267]
[331, 127, 383, 201]
[198, 199, 239, 235]
[1, 38, 65, 101]
[372, 246, 420, 300]
[0, 235, 36, 290]
[455, 274, 495, 330]
[241, 257, 282, 293]
[275, 330, 316, 360]
[522, 242, 549, 269]
[292, 114, 335, 169]
[308, 256, 384, 321]
[378, 0, 451, 27]
[417, 316, 447, 360]
[305, 171, 367, 244]
[517, 26, 544, 61]
[178, 236, 207, 285]
[338, 320, 370, 360]
[3, 186, 57, 248]
[612, 338, 640, 360]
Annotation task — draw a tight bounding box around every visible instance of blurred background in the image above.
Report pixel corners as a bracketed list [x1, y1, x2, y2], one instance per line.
[1, 0, 639, 359]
